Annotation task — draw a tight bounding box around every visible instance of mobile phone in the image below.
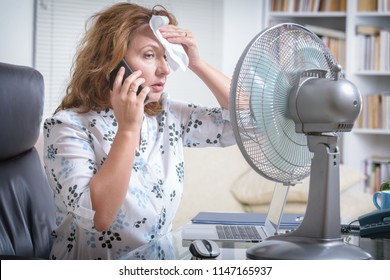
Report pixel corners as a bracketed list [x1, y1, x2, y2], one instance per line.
[109, 58, 143, 94]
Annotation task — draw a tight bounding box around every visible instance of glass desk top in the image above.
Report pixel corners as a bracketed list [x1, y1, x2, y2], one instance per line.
[120, 229, 390, 260]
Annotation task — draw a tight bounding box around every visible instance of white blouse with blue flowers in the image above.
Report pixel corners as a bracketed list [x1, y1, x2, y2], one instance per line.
[43, 93, 235, 259]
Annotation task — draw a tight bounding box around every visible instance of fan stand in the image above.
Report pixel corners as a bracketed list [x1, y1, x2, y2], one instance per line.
[246, 134, 372, 260]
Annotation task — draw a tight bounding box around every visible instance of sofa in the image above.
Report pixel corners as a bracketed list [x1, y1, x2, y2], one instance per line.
[173, 145, 376, 229]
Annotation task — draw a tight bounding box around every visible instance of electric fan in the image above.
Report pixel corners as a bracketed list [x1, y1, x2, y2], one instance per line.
[230, 23, 371, 259]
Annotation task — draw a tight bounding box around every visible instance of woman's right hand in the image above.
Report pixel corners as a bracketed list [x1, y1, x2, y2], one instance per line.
[92, 67, 149, 232]
[110, 67, 149, 133]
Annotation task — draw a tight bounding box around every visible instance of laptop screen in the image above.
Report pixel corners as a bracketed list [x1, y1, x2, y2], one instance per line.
[264, 183, 290, 235]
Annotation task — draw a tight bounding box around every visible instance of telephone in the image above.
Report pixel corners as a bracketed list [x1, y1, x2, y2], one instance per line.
[109, 58, 143, 94]
[358, 209, 390, 239]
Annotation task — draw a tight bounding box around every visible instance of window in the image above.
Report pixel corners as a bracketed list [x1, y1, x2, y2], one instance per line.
[35, 0, 121, 118]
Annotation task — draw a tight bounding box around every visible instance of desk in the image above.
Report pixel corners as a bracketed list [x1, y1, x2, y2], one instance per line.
[121, 229, 390, 260]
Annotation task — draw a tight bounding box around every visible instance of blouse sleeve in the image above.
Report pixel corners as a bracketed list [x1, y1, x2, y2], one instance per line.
[169, 99, 236, 148]
[43, 115, 98, 231]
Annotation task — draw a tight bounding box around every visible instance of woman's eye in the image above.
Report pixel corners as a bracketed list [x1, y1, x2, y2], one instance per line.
[144, 52, 155, 59]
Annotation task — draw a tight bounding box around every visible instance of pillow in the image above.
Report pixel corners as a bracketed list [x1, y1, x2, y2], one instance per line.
[230, 165, 366, 206]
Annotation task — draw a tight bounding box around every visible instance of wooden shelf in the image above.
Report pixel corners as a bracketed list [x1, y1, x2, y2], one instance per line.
[355, 71, 390, 76]
[356, 12, 390, 16]
[353, 128, 390, 135]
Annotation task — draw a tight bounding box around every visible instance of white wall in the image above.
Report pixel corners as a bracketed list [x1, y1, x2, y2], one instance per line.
[0, 0, 34, 66]
[221, 0, 264, 77]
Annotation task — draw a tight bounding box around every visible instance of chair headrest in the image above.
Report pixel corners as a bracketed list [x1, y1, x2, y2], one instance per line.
[0, 62, 44, 160]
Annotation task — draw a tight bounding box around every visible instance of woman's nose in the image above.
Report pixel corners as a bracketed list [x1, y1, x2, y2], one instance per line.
[157, 57, 170, 76]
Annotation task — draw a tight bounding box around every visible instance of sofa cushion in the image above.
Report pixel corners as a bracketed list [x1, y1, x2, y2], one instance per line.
[242, 191, 376, 223]
[230, 165, 366, 206]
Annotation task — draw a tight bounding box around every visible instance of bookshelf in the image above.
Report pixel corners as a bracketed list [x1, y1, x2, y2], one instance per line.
[364, 157, 390, 193]
[264, 0, 390, 192]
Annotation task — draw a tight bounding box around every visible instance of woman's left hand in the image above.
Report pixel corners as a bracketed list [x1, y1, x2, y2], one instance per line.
[160, 24, 230, 109]
[159, 25, 201, 69]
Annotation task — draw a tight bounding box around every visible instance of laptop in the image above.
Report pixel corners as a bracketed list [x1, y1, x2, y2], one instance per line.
[182, 185, 301, 242]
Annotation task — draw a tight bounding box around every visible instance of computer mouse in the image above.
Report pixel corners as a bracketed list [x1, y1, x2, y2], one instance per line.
[189, 239, 220, 259]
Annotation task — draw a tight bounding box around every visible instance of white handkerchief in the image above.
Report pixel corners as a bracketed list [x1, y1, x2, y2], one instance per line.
[149, 15, 189, 71]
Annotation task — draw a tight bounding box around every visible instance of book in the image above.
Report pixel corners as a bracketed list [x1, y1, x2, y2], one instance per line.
[358, 0, 378, 11]
[365, 157, 390, 193]
[356, 28, 390, 71]
[358, 93, 390, 129]
[304, 24, 346, 66]
[271, 0, 346, 12]
[356, 25, 381, 36]
[191, 211, 303, 227]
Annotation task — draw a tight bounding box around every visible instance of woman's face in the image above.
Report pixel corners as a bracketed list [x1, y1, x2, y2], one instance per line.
[124, 24, 170, 103]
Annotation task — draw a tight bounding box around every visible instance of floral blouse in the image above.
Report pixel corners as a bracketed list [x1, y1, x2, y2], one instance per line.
[43, 93, 235, 259]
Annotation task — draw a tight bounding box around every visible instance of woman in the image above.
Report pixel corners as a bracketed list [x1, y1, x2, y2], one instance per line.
[44, 2, 235, 259]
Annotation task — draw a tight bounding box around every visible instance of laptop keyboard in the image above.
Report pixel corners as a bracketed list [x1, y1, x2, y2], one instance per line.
[216, 225, 262, 241]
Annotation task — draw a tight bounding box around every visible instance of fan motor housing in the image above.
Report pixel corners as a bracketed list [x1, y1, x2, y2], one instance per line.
[290, 76, 362, 133]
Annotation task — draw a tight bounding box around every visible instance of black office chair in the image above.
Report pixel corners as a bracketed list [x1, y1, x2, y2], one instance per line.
[0, 62, 56, 259]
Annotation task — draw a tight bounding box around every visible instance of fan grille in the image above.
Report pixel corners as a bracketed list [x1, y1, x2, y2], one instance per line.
[230, 23, 337, 184]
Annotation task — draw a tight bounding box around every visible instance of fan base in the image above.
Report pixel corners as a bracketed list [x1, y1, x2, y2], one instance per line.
[246, 236, 372, 260]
